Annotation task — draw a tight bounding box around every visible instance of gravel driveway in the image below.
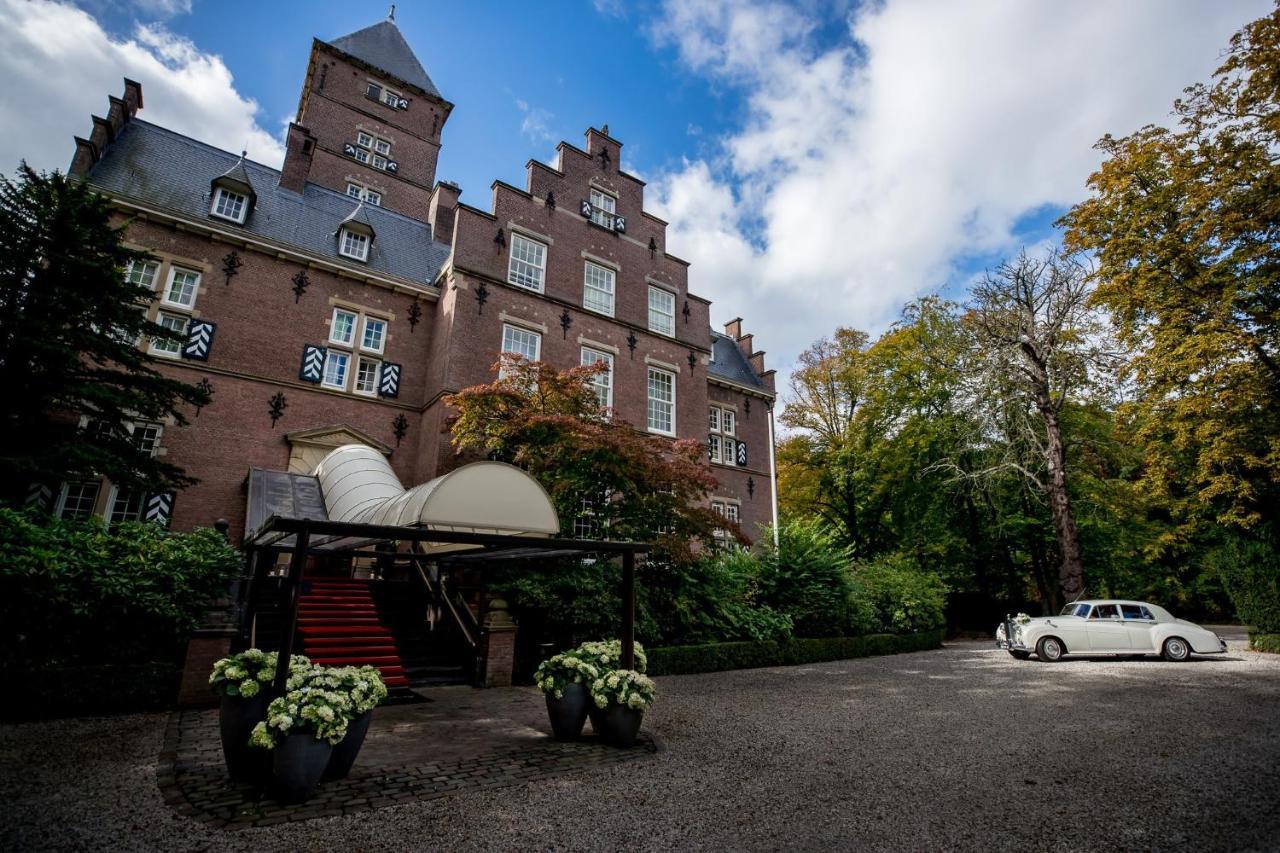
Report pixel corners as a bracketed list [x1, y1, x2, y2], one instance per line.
[4, 633, 1278, 852]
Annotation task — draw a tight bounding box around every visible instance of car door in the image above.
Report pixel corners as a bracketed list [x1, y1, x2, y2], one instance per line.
[1084, 603, 1132, 651]
[1119, 603, 1158, 651]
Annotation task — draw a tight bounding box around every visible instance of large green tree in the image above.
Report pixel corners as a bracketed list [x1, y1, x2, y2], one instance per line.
[1062, 6, 1280, 534]
[0, 166, 209, 499]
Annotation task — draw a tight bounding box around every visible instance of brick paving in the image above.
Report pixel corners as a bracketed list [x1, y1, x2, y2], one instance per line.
[157, 688, 656, 829]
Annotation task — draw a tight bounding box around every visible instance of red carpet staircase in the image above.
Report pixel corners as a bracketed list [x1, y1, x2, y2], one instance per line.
[296, 578, 411, 690]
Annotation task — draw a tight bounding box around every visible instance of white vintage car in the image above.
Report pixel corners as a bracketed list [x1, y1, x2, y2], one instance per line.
[995, 600, 1227, 662]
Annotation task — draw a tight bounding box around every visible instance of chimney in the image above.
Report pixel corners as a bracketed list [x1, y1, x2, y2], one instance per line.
[736, 333, 754, 360]
[723, 317, 743, 340]
[279, 123, 316, 193]
[429, 181, 461, 245]
[749, 351, 767, 375]
[70, 79, 142, 177]
[122, 78, 144, 116]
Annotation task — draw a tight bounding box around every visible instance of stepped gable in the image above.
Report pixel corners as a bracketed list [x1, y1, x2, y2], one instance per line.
[326, 19, 442, 99]
[85, 120, 451, 287]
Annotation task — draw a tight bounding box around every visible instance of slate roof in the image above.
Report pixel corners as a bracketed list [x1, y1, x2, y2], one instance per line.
[326, 20, 442, 99]
[86, 120, 451, 286]
[708, 331, 767, 389]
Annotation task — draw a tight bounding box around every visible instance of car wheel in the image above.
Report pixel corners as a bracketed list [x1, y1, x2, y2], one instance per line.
[1162, 637, 1191, 662]
[1008, 650, 1031, 660]
[1036, 636, 1065, 662]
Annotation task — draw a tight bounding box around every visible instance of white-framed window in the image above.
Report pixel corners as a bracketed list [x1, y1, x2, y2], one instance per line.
[211, 187, 248, 223]
[150, 311, 188, 357]
[124, 259, 158, 288]
[133, 423, 163, 456]
[330, 308, 357, 346]
[581, 347, 613, 410]
[709, 404, 737, 465]
[322, 350, 350, 390]
[56, 480, 101, 521]
[648, 286, 675, 336]
[711, 500, 740, 539]
[352, 131, 392, 170]
[354, 356, 381, 396]
[647, 366, 675, 435]
[589, 187, 616, 229]
[502, 324, 541, 362]
[381, 87, 402, 108]
[361, 316, 386, 353]
[163, 267, 200, 309]
[572, 490, 610, 540]
[339, 228, 370, 262]
[508, 233, 547, 291]
[346, 183, 382, 206]
[108, 487, 145, 523]
[583, 261, 615, 316]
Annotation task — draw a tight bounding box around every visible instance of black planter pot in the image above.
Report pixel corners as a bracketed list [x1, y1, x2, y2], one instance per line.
[323, 711, 372, 781]
[601, 704, 644, 748]
[587, 701, 607, 736]
[271, 734, 333, 804]
[545, 683, 589, 740]
[219, 692, 271, 784]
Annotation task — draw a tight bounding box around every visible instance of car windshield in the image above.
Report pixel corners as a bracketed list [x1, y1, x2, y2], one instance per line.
[1060, 603, 1090, 617]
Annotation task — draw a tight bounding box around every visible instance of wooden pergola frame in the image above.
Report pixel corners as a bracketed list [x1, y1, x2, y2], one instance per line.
[242, 515, 650, 693]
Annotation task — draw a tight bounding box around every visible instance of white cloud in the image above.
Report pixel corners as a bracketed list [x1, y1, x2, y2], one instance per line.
[128, 0, 193, 17]
[516, 98, 556, 143]
[0, 0, 284, 176]
[649, 0, 1271, 389]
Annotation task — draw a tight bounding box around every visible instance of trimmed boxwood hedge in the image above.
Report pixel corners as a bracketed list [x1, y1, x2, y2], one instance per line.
[646, 630, 945, 676]
[1249, 632, 1280, 654]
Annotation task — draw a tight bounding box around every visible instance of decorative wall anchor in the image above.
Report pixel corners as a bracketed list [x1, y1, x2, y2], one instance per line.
[494, 229, 506, 250]
[546, 191, 556, 211]
[407, 298, 422, 332]
[687, 350, 696, 370]
[648, 237, 657, 259]
[392, 413, 409, 446]
[747, 476, 755, 500]
[475, 281, 489, 314]
[626, 331, 637, 359]
[194, 378, 213, 417]
[560, 309, 572, 339]
[268, 392, 288, 428]
[682, 300, 691, 323]
[600, 147, 611, 169]
[291, 269, 310, 303]
[743, 397, 751, 418]
[221, 250, 243, 286]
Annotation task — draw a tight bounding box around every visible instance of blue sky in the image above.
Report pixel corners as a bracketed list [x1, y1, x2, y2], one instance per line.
[0, 0, 1270, 386]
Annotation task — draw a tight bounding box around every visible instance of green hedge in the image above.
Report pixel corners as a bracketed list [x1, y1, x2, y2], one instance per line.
[1249, 632, 1280, 654]
[646, 630, 945, 676]
[1, 663, 180, 720]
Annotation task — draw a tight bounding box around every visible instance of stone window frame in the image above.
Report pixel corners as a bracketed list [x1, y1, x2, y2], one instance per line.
[646, 365, 676, 436]
[56, 419, 166, 523]
[507, 232, 547, 292]
[345, 182, 382, 206]
[353, 130, 393, 171]
[125, 252, 206, 360]
[588, 186, 617, 230]
[648, 285, 676, 337]
[708, 403, 737, 467]
[324, 305, 390, 395]
[582, 260, 616, 317]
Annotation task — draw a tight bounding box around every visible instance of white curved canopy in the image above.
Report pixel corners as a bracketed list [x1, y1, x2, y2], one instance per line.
[312, 444, 559, 537]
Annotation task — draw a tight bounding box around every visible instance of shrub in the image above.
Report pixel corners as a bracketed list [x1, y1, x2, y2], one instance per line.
[850, 552, 949, 634]
[1249, 632, 1280, 654]
[754, 520, 854, 637]
[1209, 534, 1280, 634]
[646, 630, 945, 676]
[0, 509, 241, 668]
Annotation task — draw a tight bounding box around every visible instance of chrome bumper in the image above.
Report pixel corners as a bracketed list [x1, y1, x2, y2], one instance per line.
[995, 619, 1028, 651]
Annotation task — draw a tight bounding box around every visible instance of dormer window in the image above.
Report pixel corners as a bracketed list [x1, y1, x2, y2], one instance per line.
[339, 228, 370, 262]
[211, 187, 248, 223]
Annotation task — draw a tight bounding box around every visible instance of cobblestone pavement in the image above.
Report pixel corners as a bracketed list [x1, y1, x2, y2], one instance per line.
[3, 634, 1278, 852]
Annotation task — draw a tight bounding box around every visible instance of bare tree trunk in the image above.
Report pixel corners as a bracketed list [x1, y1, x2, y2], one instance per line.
[1042, 408, 1084, 602]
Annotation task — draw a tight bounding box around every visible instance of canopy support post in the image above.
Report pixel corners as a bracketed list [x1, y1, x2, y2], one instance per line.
[621, 550, 636, 670]
[272, 525, 310, 694]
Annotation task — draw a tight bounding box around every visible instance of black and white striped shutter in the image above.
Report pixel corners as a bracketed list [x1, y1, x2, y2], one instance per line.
[736, 441, 748, 467]
[614, 215, 627, 234]
[183, 319, 216, 361]
[379, 361, 401, 397]
[299, 344, 326, 383]
[146, 491, 174, 527]
[25, 482, 54, 512]
[580, 199, 592, 218]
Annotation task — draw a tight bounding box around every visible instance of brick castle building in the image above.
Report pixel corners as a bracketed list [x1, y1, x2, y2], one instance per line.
[60, 15, 777, 545]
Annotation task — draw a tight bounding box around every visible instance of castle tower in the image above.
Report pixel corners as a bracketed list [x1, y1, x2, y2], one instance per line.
[282, 14, 453, 222]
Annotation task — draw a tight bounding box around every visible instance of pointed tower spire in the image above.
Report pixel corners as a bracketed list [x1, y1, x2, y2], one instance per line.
[327, 19, 440, 98]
